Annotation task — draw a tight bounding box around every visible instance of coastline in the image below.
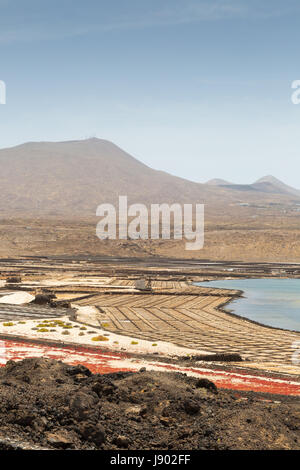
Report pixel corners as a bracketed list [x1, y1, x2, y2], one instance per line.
[1, 257, 300, 384]
[198, 278, 300, 334]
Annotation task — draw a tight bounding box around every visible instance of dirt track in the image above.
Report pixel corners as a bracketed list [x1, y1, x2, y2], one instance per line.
[0, 357, 299, 450]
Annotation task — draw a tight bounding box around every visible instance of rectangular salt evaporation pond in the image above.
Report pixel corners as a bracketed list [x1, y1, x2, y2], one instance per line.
[197, 279, 300, 331]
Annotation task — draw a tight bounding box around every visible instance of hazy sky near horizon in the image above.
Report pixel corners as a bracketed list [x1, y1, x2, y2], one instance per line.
[1, 0, 300, 187]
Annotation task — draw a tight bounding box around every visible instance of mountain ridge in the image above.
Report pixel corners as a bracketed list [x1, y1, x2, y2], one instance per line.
[0, 138, 299, 216]
[205, 174, 300, 196]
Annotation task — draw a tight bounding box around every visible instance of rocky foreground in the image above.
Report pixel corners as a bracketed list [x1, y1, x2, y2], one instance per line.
[0, 358, 299, 450]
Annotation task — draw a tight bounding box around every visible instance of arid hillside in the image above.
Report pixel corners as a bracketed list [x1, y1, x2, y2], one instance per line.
[0, 215, 300, 262]
[0, 138, 299, 261]
[0, 138, 222, 215]
[0, 138, 299, 217]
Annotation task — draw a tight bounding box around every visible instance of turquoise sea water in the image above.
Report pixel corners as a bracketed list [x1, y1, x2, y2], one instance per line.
[197, 279, 300, 331]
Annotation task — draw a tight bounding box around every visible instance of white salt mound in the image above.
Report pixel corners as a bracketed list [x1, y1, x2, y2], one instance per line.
[0, 292, 35, 305]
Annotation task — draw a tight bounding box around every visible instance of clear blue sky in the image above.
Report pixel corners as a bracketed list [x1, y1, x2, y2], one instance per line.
[0, 0, 300, 186]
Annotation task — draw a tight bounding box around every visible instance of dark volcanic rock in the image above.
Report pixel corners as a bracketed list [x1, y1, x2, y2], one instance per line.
[183, 399, 200, 415]
[189, 353, 243, 362]
[196, 378, 218, 394]
[33, 294, 54, 305]
[0, 357, 298, 450]
[113, 435, 130, 448]
[46, 430, 74, 449]
[6, 276, 21, 284]
[79, 423, 105, 445]
[68, 392, 97, 420]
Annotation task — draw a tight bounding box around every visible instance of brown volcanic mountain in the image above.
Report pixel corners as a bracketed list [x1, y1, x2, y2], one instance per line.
[0, 138, 298, 216]
[205, 174, 300, 196]
[254, 175, 300, 197]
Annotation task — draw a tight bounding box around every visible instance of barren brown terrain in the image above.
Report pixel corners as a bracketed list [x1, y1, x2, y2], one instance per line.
[1, 214, 300, 262]
[0, 138, 299, 262]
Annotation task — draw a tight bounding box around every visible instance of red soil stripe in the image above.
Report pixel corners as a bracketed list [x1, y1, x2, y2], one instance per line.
[0, 338, 299, 396]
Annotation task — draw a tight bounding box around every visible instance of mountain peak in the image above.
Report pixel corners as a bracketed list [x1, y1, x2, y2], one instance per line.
[253, 175, 300, 197]
[255, 175, 282, 184]
[206, 178, 232, 186]
[0, 139, 299, 217]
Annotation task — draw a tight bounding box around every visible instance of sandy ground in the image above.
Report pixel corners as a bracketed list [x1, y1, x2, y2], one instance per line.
[0, 314, 205, 357]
